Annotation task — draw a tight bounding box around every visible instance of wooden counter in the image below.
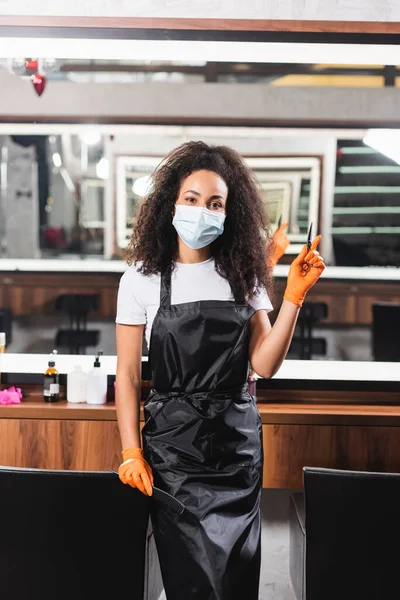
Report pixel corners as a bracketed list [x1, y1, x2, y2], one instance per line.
[1, 399, 400, 489]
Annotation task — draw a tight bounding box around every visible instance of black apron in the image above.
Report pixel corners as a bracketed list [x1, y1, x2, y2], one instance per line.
[142, 269, 263, 600]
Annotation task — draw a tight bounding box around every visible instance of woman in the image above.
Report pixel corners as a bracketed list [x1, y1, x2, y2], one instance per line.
[116, 141, 325, 600]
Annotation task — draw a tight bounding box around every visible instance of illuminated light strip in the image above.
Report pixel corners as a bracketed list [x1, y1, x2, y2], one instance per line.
[333, 207, 400, 214]
[335, 186, 400, 193]
[340, 147, 376, 154]
[1, 38, 400, 64]
[0, 123, 367, 139]
[331, 226, 400, 233]
[339, 166, 400, 173]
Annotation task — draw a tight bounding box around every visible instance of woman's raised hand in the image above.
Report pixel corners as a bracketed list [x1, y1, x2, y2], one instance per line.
[269, 221, 290, 268]
[283, 235, 325, 307]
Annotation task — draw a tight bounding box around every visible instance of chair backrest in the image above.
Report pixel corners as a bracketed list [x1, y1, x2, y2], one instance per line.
[0, 466, 149, 600]
[372, 302, 400, 361]
[299, 302, 328, 322]
[0, 307, 12, 345]
[55, 294, 100, 315]
[304, 466, 400, 600]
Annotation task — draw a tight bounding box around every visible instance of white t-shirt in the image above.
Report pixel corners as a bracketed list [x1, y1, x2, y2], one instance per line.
[116, 257, 273, 349]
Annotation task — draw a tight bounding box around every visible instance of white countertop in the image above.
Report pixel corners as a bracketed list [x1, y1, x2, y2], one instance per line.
[0, 258, 399, 280]
[0, 258, 127, 273]
[1, 354, 399, 382]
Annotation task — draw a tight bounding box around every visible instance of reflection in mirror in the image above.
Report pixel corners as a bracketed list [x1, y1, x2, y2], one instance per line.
[0, 130, 107, 259]
[116, 154, 320, 251]
[333, 138, 400, 266]
[116, 156, 157, 250]
[245, 157, 320, 241]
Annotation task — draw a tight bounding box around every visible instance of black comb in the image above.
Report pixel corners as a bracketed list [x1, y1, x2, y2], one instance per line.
[277, 214, 282, 228]
[152, 486, 186, 515]
[307, 222, 313, 250]
[110, 471, 185, 515]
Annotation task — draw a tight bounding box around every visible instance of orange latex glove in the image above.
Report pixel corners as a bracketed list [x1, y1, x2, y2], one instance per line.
[268, 222, 290, 268]
[118, 447, 154, 496]
[283, 235, 325, 307]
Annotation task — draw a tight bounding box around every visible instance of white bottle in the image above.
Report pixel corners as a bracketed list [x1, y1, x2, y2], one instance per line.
[67, 365, 88, 404]
[86, 352, 107, 405]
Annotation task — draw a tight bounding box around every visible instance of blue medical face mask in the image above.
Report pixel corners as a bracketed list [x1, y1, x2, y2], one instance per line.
[172, 205, 226, 250]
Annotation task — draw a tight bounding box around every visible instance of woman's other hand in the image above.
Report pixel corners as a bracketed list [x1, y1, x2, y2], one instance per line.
[283, 235, 325, 307]
[118, 447, 154, 496]
[269, 221, 290, 268]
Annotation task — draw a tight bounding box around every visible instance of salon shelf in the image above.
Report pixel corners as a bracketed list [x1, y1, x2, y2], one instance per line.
[0, 400, 117, 421]
[1, 399, 400, 427]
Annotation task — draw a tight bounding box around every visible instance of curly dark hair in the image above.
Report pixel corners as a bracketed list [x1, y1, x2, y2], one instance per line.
[124, 141, 274, 301]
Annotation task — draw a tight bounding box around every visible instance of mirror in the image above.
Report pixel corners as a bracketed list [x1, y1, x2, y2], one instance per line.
[0, 30, 398, 363]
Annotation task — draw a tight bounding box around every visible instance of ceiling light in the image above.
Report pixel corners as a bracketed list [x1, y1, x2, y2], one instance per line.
[132, 175, 151, 197]
[52, 152, 62, 167]
[96, 157, 109, 180]
[363, 129, 400, 165]
[80, 130, 102, 145]
[0, 38, 400, 65]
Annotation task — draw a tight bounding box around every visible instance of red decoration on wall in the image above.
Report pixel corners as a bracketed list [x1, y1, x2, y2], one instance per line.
[25, 59, 38, 72]
[31, 73, 46, 97]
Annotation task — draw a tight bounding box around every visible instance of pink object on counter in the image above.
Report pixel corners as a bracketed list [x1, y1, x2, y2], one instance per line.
[0, 386, 23, 405]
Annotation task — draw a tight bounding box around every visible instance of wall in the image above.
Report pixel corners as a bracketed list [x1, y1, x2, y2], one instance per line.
[0, 68, 398, 125]
[0, 0, 397, 21]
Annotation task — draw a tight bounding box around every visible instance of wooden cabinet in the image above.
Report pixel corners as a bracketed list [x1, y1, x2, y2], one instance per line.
[0, 418, 122, 471]
[263, 423, 400, 488]
[273, 278, 400, 325]
[0, 272, 120, 318]
[1, 400, 400, 489]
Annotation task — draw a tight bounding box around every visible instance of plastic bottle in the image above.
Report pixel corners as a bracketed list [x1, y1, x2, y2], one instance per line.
[67, 365, 88, 404]
[44, 351, 59, 402]
[0, 332, 5, 353]
[86, 351, 107, 405]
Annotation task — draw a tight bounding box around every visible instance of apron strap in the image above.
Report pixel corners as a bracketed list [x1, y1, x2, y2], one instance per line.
[234, 290, 246, 304]
[233, 284, 246, 305]
[160, 270, 171, 309]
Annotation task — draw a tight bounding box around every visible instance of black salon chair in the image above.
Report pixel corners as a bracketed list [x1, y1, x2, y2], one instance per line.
[0, 466, 163, 600]
[0, 307, 12, 345]
[372, 302, 400, 361]
[289, 492, 305, 600]
[288, 302, 328, 359]
[290, 467, 400, 600]
[55, 293, 100, 354]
